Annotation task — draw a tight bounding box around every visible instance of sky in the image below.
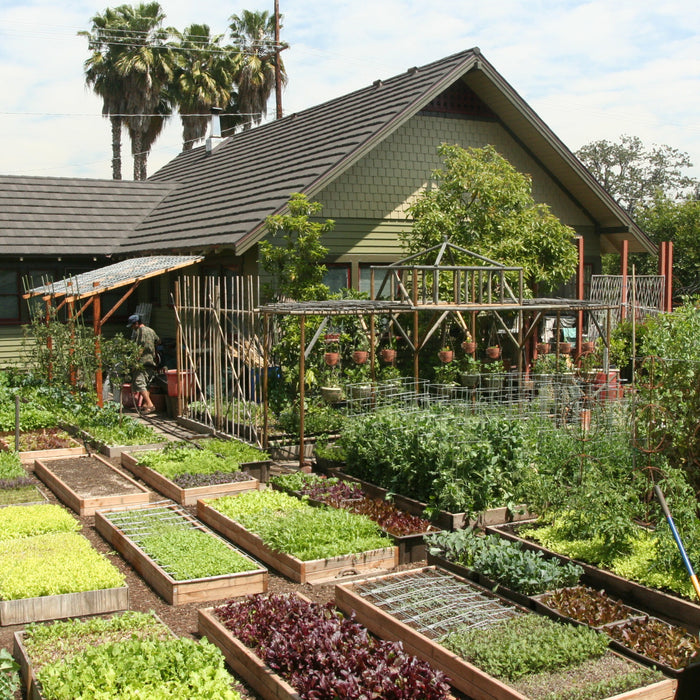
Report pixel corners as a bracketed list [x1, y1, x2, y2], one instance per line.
[0, 0, 699, 181]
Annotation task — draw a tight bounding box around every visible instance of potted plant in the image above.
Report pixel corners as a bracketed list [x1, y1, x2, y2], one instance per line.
[351, 334, 370, 364]
[344, 363, 372, 399]
[459, 355, 481, 388]
[485, 345, 501, 359]
[536, 340, 550, 354]
[319, 367, 343, 404]
[437, 346, 454, 363]
[380, 336, 397, 363]
[433, 363, 459, 396]
[460, 330, 476, 355]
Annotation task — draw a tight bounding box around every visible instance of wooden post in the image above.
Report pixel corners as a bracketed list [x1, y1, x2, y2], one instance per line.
[666, 241, 674, 311]
[299, 315, 306, 470]
[175, 280, 183, 418]
[576, 237, 585, 357]
[620, 239, 629, 320]
[658, 241, 667, 311]
[412, 268, 419, 389]
[263, 313, 269, 451]
[94, 289, 103, 407]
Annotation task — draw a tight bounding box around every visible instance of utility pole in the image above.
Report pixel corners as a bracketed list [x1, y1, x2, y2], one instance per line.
[274, 0, 283, 119]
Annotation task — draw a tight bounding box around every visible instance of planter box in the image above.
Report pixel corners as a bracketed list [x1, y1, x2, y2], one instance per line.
[334, 471, 532, 531]
[335, 567, 677, 700]
[198, 607, 302, 700]
[95, 503, 268, 605]
[1, 585, 128, 627]
[34, 454, 151, 516]
[0, 432, 86, 465]
[60, 422, 166, 459]
[120, 451, 261, 506]
[197, 499, 398, 584]
[486, 524, 700, 632]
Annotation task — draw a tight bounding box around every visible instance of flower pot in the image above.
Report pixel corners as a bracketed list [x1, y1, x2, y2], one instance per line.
[320, 386, 343, 403]
[581, 341, 595, 353]
[352, 350, 369, 364]
[485, 346, 501, 359]
[558, 342, 572, 354]
[324, 352, 339, 366]
[461, 341, 476, 354]
[536, 342, 550, 354]
[349, 383, 372, 400]
[380, 348, 397, 363]
[437, 350, 454, 363]
[460, 372, 480, 388]
[324, 333, 340, 343]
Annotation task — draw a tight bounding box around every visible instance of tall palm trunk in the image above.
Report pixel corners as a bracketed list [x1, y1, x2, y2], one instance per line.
[110, 116, 122, 180]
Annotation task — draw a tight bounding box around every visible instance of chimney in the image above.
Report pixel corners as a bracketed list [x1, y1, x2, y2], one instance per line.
[206, 107, 224, 153]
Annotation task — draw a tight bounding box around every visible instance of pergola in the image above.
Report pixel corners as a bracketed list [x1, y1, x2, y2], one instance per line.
[258, 240, 619, 467]
[23, 255, 203, 405]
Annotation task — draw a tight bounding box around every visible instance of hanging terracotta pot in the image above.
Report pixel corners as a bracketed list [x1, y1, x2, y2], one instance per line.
[461, 341, 476, 354]
[485, 346, 501, 359]
[536, 342, 550, 355]
[581, 341, 595, 353]
[352, 350, 368, 364]
[558, 342, 572, 354]
[380, 348, 397, 363]
[438, 349, 454, 363]
[324, 333, 340, 343]
[324, 352, 339, 366]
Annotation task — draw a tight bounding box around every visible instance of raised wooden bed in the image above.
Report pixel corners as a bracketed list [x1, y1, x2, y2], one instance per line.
[333, 470, 532, 530]
[95, 503, 267, 605]
[198, 607, 302, 700]
[61, 422, 166, 458]
[0, 585, 128, 627]
[0, 431, 86, 465]
[197, 499, 398, 584]
[120, 451, 261, 506]
[335, 567, 677, 700]
[486, 523, 700, 632]
[34, 454, 151, 516]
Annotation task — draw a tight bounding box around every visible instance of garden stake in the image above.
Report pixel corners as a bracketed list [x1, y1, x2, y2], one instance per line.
[653, 484, 700, 601]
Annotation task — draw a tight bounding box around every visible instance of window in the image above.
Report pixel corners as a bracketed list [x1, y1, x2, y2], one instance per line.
[323, 265, 351, 293]
[0, 271, 19, 322]
[359, 264, 390, 298]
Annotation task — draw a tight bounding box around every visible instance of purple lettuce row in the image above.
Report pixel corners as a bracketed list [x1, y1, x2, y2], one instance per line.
[215, 593, 449, 699]
[0, 476, 34, 490]
[171, 470, 255, 488]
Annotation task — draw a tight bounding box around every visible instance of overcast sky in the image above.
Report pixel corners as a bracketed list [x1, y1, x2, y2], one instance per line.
[1, 0, 699, 182]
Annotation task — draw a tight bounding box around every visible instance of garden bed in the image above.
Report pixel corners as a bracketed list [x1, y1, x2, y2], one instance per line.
[335, 567, 676, 700]
[95, 502, 267, 605]
[34, 454, 151, 516]
[0, 428, 86, 464]
[198, 592, 450, 700]
[270, 472, 439, 563]
[486, 523, 700, 632]
[61, 422, 166, 458]
[120, 450, 260, 506]
[197, 495, 398, 583]
[334, 470, 531, 531]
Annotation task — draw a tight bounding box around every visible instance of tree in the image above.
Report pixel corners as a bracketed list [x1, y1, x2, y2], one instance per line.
[404, 144, 579, 294]
[575, 134, 698, 215]
[259, 193, 334, 302]
[170, 24, 240, 151]
[80, 7, 134, 180]
[228, 10, 287, 130]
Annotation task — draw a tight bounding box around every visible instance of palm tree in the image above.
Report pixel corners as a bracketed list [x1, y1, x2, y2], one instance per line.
[170, 24, 240, 151]
[113, 3, 174, 180]
[228, 10, 287, 130]
[80, 7, 132, 180]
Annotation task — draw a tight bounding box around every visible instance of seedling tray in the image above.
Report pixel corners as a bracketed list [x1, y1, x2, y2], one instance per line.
[121, 451, 260, 506]
[34, 454, 151, 516]
[95, 502, 267, 605]
[197, 498, 398, 584]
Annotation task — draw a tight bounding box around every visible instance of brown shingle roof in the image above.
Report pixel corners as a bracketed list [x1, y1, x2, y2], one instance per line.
[0, 176, 174, 256]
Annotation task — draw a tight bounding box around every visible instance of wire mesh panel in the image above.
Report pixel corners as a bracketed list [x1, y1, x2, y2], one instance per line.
[351, 568, 520, 639]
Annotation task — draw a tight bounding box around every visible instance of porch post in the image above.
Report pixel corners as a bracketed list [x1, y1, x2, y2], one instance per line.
[620, 240, 629, 320]
[576, 237, 584, 357]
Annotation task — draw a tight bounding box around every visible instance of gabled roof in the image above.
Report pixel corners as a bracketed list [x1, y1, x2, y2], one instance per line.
[130, 46, 653, 256]
[0, 176, 174, 257]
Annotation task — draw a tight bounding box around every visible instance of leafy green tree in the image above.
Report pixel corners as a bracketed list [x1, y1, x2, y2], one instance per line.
[228, 10, 287, 130]
[169, 24, 240, 151]
[575, 134, 698, 215]
[404, 144, 578, 294]
[260, 192, 334, 302]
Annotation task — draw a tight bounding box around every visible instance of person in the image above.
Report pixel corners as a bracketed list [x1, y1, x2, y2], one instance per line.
[127, 313, 160, 413]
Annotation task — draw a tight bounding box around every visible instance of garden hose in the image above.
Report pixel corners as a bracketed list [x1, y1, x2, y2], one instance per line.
[653, 484, 700, 601]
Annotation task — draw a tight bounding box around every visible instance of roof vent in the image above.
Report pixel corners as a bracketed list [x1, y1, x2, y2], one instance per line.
[373, 79, 383, 88]
[206, 107, 224, 153]
[407, 66, 418, 75]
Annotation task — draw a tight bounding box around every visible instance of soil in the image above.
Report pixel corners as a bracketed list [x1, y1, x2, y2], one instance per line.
[0, 420, 442, 700]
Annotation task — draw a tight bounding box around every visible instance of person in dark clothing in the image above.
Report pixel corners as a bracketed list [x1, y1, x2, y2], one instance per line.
[127, 313, 160, 413]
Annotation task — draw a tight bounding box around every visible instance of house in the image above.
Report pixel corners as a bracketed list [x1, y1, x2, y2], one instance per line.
[0, 47, 654, 367]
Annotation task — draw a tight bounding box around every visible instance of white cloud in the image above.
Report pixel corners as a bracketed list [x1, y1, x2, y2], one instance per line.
[0, 0, 698, 180]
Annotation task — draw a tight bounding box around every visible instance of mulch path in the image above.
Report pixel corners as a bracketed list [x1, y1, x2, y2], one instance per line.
[0, 422, 441, 699]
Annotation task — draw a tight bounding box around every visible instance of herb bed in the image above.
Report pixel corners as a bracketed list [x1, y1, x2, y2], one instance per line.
[197, 490, 398, 583]
[95, 502, 267, 605]
[335, 567, 677, 700]
[121, 447, 260, 506]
